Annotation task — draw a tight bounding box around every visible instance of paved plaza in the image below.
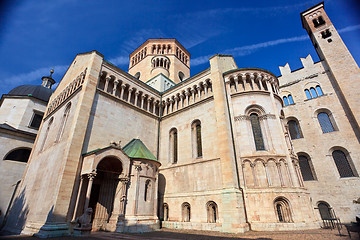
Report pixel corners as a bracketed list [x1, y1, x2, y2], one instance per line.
[0, 228, 357, 240]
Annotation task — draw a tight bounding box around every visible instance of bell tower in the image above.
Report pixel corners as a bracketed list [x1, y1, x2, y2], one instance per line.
[128, 39, 190, 90]
[301, 2, 360, 140]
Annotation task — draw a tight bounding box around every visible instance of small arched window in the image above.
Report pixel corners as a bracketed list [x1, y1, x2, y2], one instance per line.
[182, 202, 191, 222]
[316, 85, 323, 96]
[317, 112, 335, 133]
[250, 113, 265, 151]
[288, 120, 302, 139]
[274, 197, 292, 223]
[4, 148, 31, 163]
[169, 128, 178, 163]
[305, 89, 312, 99]
[144, 179, 151, 201]
[192, 120, 202, 158]
[310, 87, 318, 98]
[56, 103, 71, 142]
[134, 72, 141, 79]
[298, 154, 316, 181]
[283, 96, 289, 106]
[288, 95, 294, 105]
[317, 202, 333, 220]
[163, 203, 169, 221]
[332, 150, 357, 178]
[178, 71, 185, 81]
[206, 201, 218, 223]
[40, 117, 54, 151]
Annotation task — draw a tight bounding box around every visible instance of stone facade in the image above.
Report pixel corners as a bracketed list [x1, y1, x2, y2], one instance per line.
[1, 2, 360, 237]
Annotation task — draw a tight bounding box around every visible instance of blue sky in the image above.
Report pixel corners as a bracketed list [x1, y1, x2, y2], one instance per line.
[0, 0, 359, 96]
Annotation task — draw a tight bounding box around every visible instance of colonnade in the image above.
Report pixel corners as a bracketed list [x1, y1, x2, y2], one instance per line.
[162, 79, 212, 116]
[131, 47, 148, 67]
[225, 72, 280, 95]
[152, 44, 172, 55]
[152, 56, 170, 69]
[98, 72, 160, 116]
[175, 47, 188, 65]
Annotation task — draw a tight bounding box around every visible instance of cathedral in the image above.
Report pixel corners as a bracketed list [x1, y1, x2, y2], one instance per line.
[0, 2, 359, 237]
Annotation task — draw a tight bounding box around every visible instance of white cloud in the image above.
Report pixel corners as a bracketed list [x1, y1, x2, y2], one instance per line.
[108, 56, 129, 66]
[191, 24, 360, 67]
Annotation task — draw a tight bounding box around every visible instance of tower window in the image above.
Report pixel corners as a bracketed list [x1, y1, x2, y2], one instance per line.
[298, 154, 316, 181]
[4, 148, 31, 163]
[283, 96, 289, 106]
[317, 112, 335, 133]
[321, 29, 332, 39]
[313, 16, 326, 28]
[134, 72, 141, 79]
[288, 120, 303, 139]
[332, 150, 357, 178]
[288, 95, 294, 104]
[178, 71, 185, 81]
[192, 120, 203, 158]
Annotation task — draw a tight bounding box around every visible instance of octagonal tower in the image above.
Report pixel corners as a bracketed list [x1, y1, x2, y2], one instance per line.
[128, 39, 190, 88]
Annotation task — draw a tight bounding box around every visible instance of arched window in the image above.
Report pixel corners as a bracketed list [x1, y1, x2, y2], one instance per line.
[178, 71, 185, 81]
[316, 85, 323, 96]
[317, 112, 335, 133]
[332, 150, 357, 178]
[144, 179, 151, 201]
[310, 87, 318, 98]
[317, 202, 333, 220]
[298, 154, 316, 181]
[283, 96, 289, 106]
[134, 72, 141, 79]
[287, 120, 302, 139]
[274, 197, 292, 223]
[4, 148, 31, 163]
[250, 113, 265, 151]
[56, 103, 71, 142]
[305, 89, 312, 99]
[169, 128, 178, 163]
[206, 201, 218, 223]
[163, 203, 169, 221]
[288, 95, 294, 104]
[182, 202, 191, 222]
[191, 120, 202, 158]
[40, 117, 54, 151]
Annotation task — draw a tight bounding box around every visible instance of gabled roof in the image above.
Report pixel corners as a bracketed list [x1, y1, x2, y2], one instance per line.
[122, 138, 157, 161]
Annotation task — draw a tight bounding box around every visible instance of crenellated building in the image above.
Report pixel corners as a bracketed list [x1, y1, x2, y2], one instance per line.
[1, 2, 359, 237]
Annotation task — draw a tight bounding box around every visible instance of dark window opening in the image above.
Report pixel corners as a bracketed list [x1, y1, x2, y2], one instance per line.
[5, 148, 31, 163]
[30, 112, 44, 129]
[313, 16, 326, 28]
[196, 123, 202, 157]
[298, 155, 316, 181]
[288, 120, 302, 139]
[317, 112, 335, 133]
[332, 150, 356, 178]
[321, 29, 332, 39]
[250, 113, 265, 150]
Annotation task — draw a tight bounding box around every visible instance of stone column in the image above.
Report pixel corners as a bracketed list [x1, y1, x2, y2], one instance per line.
[180, 95, 185, 108]
[105, 76, 111, 93]
[134, 91, 139, 106]
[169, 99, 174, 113]
[118, 177, 129, 218]
[120, 84, 126, 99]
[84, 171, 96, 210]
[191, 89, 196, 103]
[141, 95, 146, 109]
[147, 97, 152, 112]
[152, 100, 157, 114]
[197, 86, 202, 100]
[134, 165, 142, 215]
[234, 76, 239, 92]
[112, 79, 119, 96]
[249, 74, 255, 90]
[203, 83, 208, 96]
[186, 90, 190, 106]
[128, 88, 133, 102]
[264, 163, 271, 186]
[241, 74, 247, 91]
[256, 75, 262, 90]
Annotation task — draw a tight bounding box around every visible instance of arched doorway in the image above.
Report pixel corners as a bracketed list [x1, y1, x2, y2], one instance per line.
[89, 157, 123, 229]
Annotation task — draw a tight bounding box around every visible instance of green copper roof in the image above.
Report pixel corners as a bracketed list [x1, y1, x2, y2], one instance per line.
[122, 139, 157, 161]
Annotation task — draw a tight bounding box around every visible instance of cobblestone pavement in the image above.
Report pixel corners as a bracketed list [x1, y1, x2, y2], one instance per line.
[0, 228, 357, 240]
